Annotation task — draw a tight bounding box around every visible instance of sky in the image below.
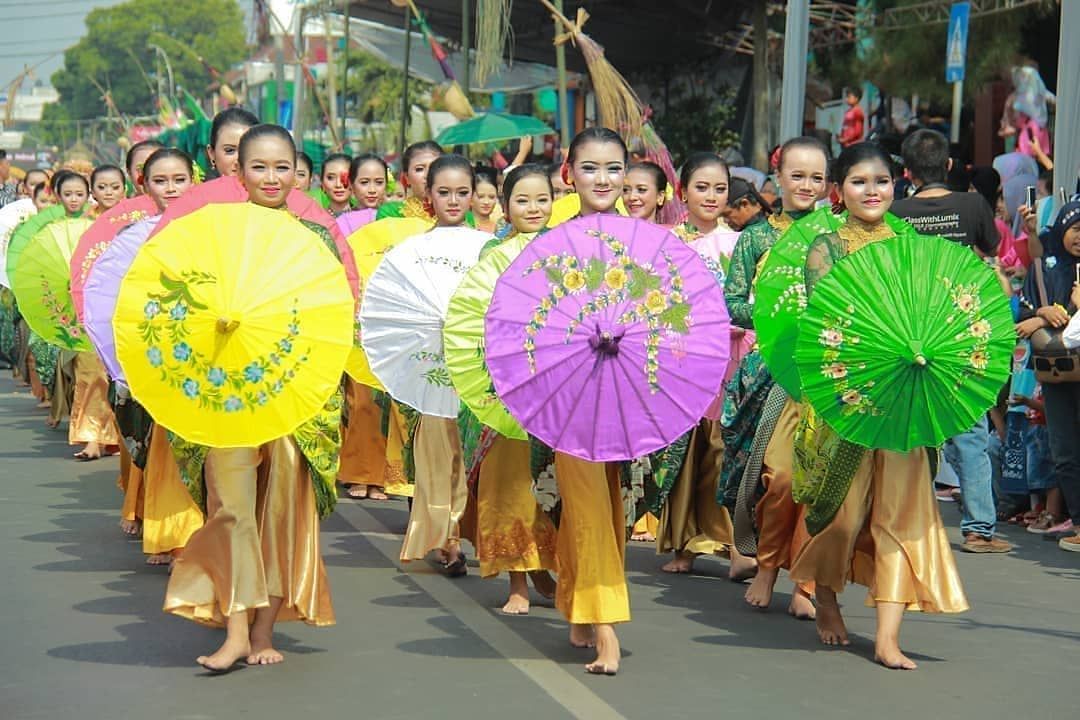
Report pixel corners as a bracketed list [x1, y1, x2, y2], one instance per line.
[0, 0, 130, 93]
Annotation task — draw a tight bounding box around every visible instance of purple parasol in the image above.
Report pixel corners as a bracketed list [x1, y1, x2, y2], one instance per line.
[485, 214, 731, 462]
[336, 208, 376, 238]
[83, 216, 160, 385]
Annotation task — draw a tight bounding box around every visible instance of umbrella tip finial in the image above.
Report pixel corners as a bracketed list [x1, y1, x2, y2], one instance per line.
[915, 355, 927, 367]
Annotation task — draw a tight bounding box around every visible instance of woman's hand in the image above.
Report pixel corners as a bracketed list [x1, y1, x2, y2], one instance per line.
[1016, 316, 1047, 338]
[1036, 305, 1070, 328]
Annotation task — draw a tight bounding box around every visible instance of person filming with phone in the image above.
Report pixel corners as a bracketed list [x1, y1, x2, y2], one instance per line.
[891, 129, 1011, 554]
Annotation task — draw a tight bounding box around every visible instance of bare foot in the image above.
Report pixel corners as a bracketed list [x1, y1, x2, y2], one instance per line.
[74, 442, 102, 460]
[367, 486, 389, 500]
[874, 640, 917, 670]
[501, 592, 530, 615]
[36, 400, 50, 409]
[815, 591, 850, 646]
[630, 531, 656, 542]
[728, 549, 758, 582]
[788, 586, 816, 620]
[586, 624, 620, 676]
[744, 566, 779, 609]
[346, 484, 368, 499]
[46, 417, 59, 428]
[247, 633, 284, 666]
[119, 518, 141, 536]
[569, 623, 595, 649]
[661, 550, 695, 574]
[197, 635, 250, 672]
[146, 553, 171, 565]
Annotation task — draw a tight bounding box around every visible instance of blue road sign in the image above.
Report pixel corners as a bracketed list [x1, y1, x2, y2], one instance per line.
[946, 2, 970, 83]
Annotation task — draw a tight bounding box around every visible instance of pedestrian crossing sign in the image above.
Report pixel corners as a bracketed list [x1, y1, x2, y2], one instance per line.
[945, 2, 970, 83]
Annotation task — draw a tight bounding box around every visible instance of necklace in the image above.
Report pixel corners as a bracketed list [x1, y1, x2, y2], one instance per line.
[767, 212, 794, 234]
[837, 216, 894, 254]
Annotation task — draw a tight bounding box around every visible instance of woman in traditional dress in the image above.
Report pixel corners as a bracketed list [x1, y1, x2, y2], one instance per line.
[723, 136, 831, 620]
[349, 154, 388, 211]
[376, 141, 443, 221]
[471, 165, 501, 235]
[124, 140, 164, 194]
[622, 161, 667, 224]
[89, 165, 125, 215]
[652, 152, 756, 579]
[789, 142, 968, 669]
[459, 164, 558, 613]
[619, 161, 668, 542]
[317, 153, 354, 217]
[294, 152, 313, 192]
[337, 153, 395, 501]
[165, 124, 342, 672]
[545, 128, 632, 675]
[113, 149, 204, 563]
[206, 107, 259, 179]
[398, 154, 477, 576]
[51, 170, 121, 460]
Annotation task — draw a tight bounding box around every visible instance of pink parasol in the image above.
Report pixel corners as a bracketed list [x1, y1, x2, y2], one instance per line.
[485, 214, 731, 462]
[151, 176, 360, 302]
[70, 195, 158, 322]
[336, 208, 377, 237]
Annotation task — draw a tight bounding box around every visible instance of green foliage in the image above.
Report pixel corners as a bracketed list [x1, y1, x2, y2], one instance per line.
[649, 88, 740, 166]
[854, 1, 1046, 104]
[339, 50, 431, 125]
[48, 0, 247, 123]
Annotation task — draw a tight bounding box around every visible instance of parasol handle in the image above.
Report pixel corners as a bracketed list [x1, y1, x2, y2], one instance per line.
[216, 318, 240, 335]
[589, 326, 624, 357]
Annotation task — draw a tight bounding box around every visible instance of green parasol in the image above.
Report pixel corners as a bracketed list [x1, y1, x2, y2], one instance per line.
[443, 234, 529, 441]
[10, 216, 95, 352]
[753, 207, 843, 397]
[755, 212, 919, 398]
[435, 113, 554, 147]
[795, 233, 1014, 452]
[5, 205, 67, 283]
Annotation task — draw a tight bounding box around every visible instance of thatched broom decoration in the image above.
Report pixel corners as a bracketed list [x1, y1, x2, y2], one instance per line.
[536, 0, 686, 224]
[404, 0, 475, 120]
[475, 0, 513, 87]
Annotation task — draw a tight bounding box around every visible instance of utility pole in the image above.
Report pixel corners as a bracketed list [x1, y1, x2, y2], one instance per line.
[554, 0, 569, 147]
[398, 4, 411, 155]
[462, 0, 471, 95]
[342, 0, 349, 145]
[751, 2, 769, 170]
[325, 7, 339, 146]
[779, 0, 809, 143]
[292, 5, 307, 142]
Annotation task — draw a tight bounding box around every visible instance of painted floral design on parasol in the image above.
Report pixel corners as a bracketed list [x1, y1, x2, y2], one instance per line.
[795, 234, 1015, 451]
[485, 215, 730, 462]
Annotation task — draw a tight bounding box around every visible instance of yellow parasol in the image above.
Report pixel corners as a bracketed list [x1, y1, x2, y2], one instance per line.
[113, 204, 354, 447]
[344, 216, 432, 388]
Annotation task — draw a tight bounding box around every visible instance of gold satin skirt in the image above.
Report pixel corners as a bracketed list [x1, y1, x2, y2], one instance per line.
[473, 437, 557, 577]
[141, 425, 204, 555]
[553, 454, 630, 625]
[338, 378, 388, 487]
[164, 438, 335, 626]
[118, 443, 144, 523]
[756, 397, 812, 571]
[400, 416, 467, 561]
[657, 419, 734, 556]
[68, 352, 119, 446]
[383, 403, 413, 497]
[27, 353, 45, 401]
[632, 513, 658, 538]
[790, 447, 969, 613]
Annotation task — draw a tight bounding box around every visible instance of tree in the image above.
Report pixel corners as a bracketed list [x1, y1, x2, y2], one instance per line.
[45, 0, 247, 140]
[847, 1, 1055, 106]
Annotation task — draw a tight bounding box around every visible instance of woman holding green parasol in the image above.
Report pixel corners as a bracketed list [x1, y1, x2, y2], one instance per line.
[789, 143, 970, 669]
[723, 136, 830, 619]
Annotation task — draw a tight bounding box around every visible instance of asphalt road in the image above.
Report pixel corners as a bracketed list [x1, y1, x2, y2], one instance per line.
[0, 374, 1076, 720]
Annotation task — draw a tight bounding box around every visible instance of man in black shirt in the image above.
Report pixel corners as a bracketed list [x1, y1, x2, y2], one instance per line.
[892, 129, 1011, 554]
[891, 130, 1000, 256]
